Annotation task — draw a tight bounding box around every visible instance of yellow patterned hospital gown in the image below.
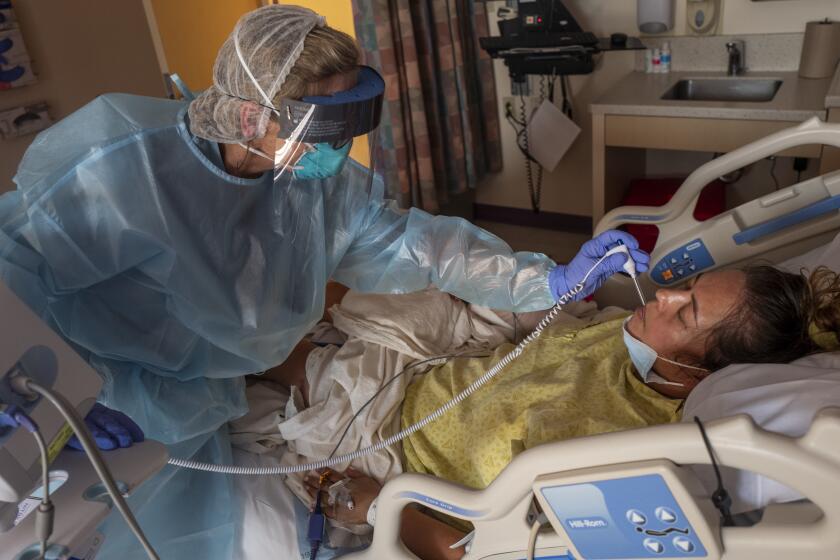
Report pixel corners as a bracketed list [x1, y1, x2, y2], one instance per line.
[401, 315, 683, 490]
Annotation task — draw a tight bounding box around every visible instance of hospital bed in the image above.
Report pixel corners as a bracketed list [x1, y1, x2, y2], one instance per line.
[4, 119, 840, 560]
[338, 117, 840, 559]
[346, 409, 840, 560]
[595, 116, 840, 310]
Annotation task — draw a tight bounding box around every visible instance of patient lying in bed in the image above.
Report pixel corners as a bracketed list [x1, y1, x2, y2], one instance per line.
[252, 264, 840, 559]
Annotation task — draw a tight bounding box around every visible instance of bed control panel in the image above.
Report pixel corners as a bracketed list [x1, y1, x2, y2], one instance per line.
[533, 461, 720, 560]
[650, 239, 715, 286]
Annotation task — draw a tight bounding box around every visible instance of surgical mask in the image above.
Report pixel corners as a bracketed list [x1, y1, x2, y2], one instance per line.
[621, 317, 707, 387]
[295, 141, 352, 180]
[236, 139, 351, 181]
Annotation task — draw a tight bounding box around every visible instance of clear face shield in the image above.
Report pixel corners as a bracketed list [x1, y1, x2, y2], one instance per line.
[263, 66, 385, 185]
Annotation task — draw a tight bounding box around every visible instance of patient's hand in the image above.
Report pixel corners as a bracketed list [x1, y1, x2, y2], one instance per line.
[304, 468, 381, 525]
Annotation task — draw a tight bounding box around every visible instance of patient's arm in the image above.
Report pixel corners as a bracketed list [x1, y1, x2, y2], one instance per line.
[257, 282, 348, 401]
[260, 339, 315, 405]
[305, 470, 467, 560]
[400, 508, 466, 560]
[322, 281, 350, 323]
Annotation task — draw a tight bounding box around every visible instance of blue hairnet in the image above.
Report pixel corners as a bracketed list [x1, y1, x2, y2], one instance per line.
[0, 92, 556, 557]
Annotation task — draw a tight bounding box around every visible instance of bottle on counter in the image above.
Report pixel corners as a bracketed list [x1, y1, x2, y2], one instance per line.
[644, 48, 654, 72]
[661, 41, 672, 73]
[652, 48, 662, 73]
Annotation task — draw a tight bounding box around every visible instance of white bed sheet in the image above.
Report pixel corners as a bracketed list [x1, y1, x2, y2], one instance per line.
[227, 295, 610, 559]
[232, 448, 301, 560]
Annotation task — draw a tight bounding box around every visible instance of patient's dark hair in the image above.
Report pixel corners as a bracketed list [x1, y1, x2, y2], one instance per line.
[700, 265, 840, 370]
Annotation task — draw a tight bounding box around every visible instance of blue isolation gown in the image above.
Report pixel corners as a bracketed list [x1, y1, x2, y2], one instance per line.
[0, 93, 557, 558]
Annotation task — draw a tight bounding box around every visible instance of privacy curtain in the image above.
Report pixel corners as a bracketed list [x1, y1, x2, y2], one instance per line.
[352, 0, 503, 213]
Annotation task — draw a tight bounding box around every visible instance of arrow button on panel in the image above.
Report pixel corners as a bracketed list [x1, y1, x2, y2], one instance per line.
[643, 538, 664, 554]
[673, 536, 695, 553]
[626, 509, 647, 526]
[655, 507, 677, 524]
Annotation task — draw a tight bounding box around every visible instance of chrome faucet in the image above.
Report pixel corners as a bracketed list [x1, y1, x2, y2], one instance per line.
[726, 40, 746, 76]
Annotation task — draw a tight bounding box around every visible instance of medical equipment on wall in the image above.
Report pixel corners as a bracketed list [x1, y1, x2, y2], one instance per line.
[344, 407, 840, 560]
[479, 1, 645, 91]
[168, 243, 642, 477]
[479, 0, 645, 211]
[501, 76, 577, 211]
[596, 117, 840, 310]
[0, 281, 167, 560]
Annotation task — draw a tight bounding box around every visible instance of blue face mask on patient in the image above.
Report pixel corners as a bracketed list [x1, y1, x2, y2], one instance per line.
[295, 141, 353, 180]
[621, 317, 706, 387]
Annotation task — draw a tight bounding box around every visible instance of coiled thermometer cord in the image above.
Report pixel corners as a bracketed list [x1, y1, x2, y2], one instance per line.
[168, 245, 637, 475]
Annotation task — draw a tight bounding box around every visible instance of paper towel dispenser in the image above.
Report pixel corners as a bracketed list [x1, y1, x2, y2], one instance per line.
[638, 0, 674, 34]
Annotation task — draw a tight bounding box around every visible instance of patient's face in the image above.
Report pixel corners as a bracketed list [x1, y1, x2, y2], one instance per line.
[625, 270, 745, 375]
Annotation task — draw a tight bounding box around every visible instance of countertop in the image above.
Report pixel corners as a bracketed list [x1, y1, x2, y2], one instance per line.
[591, 70, 834, 122]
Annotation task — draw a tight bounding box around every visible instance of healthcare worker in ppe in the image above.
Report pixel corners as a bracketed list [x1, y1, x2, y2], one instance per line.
[0, 5, 648, 559]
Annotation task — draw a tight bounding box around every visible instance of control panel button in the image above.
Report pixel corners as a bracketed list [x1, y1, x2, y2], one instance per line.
[626, 509, 647, 525]
[643, 538, 664, 554]
[673, 536, 695, 553]
[653, 239, 716, 287]
[655, 507, 677, 523]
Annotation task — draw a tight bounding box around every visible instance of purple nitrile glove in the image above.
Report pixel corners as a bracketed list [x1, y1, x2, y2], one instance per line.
[66, 403, 145, 451]
[548, 230, 650, 301]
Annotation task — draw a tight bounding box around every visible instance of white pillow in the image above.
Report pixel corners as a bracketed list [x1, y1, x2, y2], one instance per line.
[683, 231, 840, 512]
[778, 230, 840, 273]
[684, 353, 840, 513]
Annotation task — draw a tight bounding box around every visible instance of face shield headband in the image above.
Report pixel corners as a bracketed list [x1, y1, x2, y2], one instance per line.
[276, 65, 385, 147]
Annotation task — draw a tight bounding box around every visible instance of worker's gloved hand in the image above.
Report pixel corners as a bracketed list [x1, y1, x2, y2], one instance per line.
[549, 230, 649, 301]
[66, 403, 145, 451]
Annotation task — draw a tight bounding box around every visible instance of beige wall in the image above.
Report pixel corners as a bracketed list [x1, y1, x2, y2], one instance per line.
[477, 0, 840, 217]
[147, 0, 260, 92]
[148, 0, 356, 93]
[0, 0, 166, 192]
[722, 0, 840, 35]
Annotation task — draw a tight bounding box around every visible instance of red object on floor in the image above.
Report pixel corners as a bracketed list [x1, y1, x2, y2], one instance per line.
[620, 178, 726, 254]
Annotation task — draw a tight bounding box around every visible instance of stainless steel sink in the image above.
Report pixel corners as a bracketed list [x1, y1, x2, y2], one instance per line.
[661, 78, 783, 102]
